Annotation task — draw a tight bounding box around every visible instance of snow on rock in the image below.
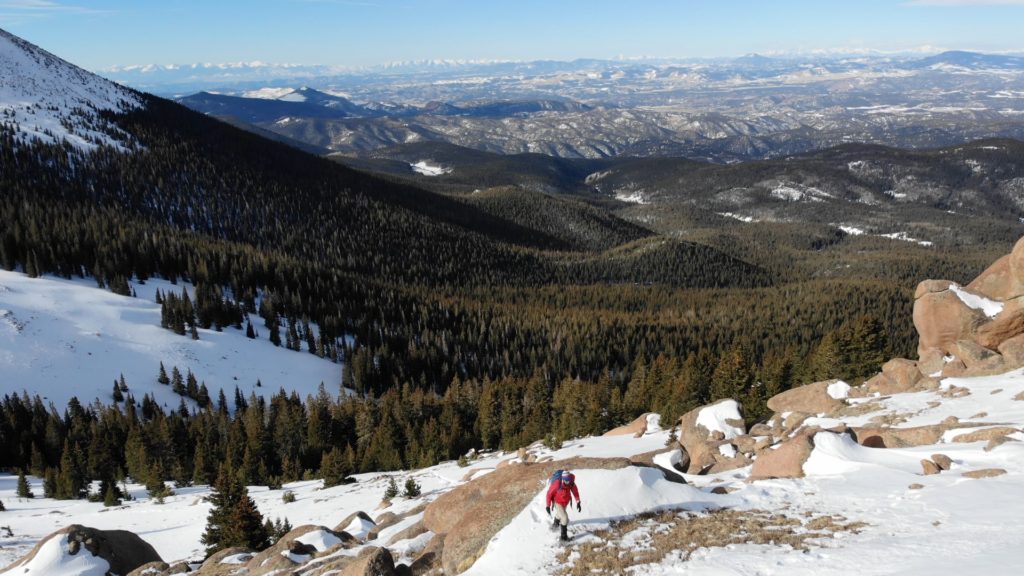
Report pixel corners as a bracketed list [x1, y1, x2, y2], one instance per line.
[295, 529, 344, 552]
[463, 467, 714, 576]
[696, 399, 744, 440]
[4, 534, 110, 576]
[838, 225, 865, 236]
[652, 448, 683, 471]
[645, 413, 663, 434]
[410, 161, 451, 176]
[342, 515, 377, 541]
[950, 284, 1004, 318]
[0, 270, 342, 409]
[0, 28, 141, 151]
[827, 380, 851, 400]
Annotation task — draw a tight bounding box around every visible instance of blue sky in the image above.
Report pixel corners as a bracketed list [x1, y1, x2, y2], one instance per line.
[2, 0, 1024, 70]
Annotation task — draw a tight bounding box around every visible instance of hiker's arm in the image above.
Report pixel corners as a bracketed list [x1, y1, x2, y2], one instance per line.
[570, 483, 580, 503]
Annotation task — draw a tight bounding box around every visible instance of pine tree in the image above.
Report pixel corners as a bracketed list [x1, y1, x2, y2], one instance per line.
[112, 382, 124, 403]
[16, 471, 33, 498]
[383, 476, 399, 500]
[319, 446, 351, 488]
[171, 367, 184, 394]
[403, 477, 421, 498]
[201, 464, 268, 556]
[157, 362, 170, 385]
[55, 440, 84, 500]
[103, 483, 121, 507]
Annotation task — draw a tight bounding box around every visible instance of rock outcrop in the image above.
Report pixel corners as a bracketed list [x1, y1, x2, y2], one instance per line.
[749, 431, 816, 480]
[909, 238, 1024, 381]
[675, 399, 747, 474]
[3, 525, 162, 576]
[603, 412, 651, 437]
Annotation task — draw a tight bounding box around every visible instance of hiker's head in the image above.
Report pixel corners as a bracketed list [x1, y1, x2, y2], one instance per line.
[561, 471, 574, 484]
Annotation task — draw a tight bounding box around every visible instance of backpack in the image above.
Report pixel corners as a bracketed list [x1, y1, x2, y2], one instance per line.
[549, 469, 564, 487]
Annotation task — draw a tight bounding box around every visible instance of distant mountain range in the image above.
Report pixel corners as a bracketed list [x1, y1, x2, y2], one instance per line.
[162, 49, 1024, 162]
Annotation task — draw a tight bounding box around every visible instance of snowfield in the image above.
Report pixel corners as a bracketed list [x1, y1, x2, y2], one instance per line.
[0, 270, 343, 410]
[2, 365, 1024, 573]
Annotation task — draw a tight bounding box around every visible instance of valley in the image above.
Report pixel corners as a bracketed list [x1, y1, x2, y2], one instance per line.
[2, 7, 1024, 574]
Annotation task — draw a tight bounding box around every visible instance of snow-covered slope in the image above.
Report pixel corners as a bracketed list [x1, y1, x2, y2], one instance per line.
[0, 270, 341, 410]
[0, 28, 141, 150]
[3, 366, 1024, 574]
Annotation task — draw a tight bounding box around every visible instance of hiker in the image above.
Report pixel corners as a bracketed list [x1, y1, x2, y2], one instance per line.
[545, 470, 581, 542]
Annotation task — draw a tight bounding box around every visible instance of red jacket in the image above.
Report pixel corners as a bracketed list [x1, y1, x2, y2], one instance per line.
[546, 477, 580, 507]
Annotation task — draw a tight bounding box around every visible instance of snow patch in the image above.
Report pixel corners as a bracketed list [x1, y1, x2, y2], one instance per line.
[4, 534, 110, 576]
[718, 212, 756, 223]
[615, 191, 648, 204]
[950, 284, 1004, 318]
[879, 231, 933, 247]
[838, 225, 864, 236]
[295, 528, 344, 551]
[410, 161, 450, 176]
[827, 380, 851, 400]
[342, 516, 376, 541]
[696, 400, 744, 440]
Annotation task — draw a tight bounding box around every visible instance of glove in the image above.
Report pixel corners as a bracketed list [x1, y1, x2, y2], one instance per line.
[576, 502, 582, 512]
[545, 506, 550, 515]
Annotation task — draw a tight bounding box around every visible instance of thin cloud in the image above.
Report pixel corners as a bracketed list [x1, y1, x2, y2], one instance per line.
[0, 0, 111, 16]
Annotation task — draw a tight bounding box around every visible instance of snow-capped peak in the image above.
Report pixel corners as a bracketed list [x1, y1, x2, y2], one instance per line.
[0, 27, 142, 151]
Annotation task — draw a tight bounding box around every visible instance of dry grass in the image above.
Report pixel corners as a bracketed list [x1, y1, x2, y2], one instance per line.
[554, 509, 868, 575]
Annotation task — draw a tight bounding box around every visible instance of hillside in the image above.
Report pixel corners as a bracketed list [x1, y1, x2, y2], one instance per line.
[6, 239, 1024, 575]
[0, 270, 341, 409]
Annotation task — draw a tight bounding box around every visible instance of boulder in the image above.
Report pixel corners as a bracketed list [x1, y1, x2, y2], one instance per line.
[852, 424, 950, 448]
[423, 456, 634, 575]
[985, 436, 1017, 451]
[409, 534, 444, 576]
[748, 423, 773, 437]
[951, 426, 1020, 443]
[628, 448, 689, 483]
[198, 547, 252, 574]
[917, 348, 947, 377]
[767, 380, 844, 416]
[749, 432, 816, 480]
[953, 340, 1006, 375]
[977, 298, 1024, 349]
[920, 459, 940, 475]
[334, 511, 376, 538]
[3, 525, 162, 576]
[880, 358, 923, 392]
[339, 546, 397, 576]
[603, 412, 650, 437]
[675, 400, 746, 474]
[127, 561, 170, 576]
[1010, 236, 1024, 289]
[998, 333, 1024, 367]
[385, 520, 429, 546]
[962, 468, 1008, 479]
[967, 253, 1024, 301]
[931, 453, 953, 471]
[913, 280, 987, 357]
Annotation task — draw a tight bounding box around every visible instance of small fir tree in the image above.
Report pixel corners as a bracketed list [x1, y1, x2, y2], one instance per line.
[16, 472, 33, 498]
[402, 477, 421, 498]
[383, 476, 399, 500]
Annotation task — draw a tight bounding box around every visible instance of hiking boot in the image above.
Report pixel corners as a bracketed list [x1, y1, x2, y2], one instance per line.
[560, 524, 569, 542]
